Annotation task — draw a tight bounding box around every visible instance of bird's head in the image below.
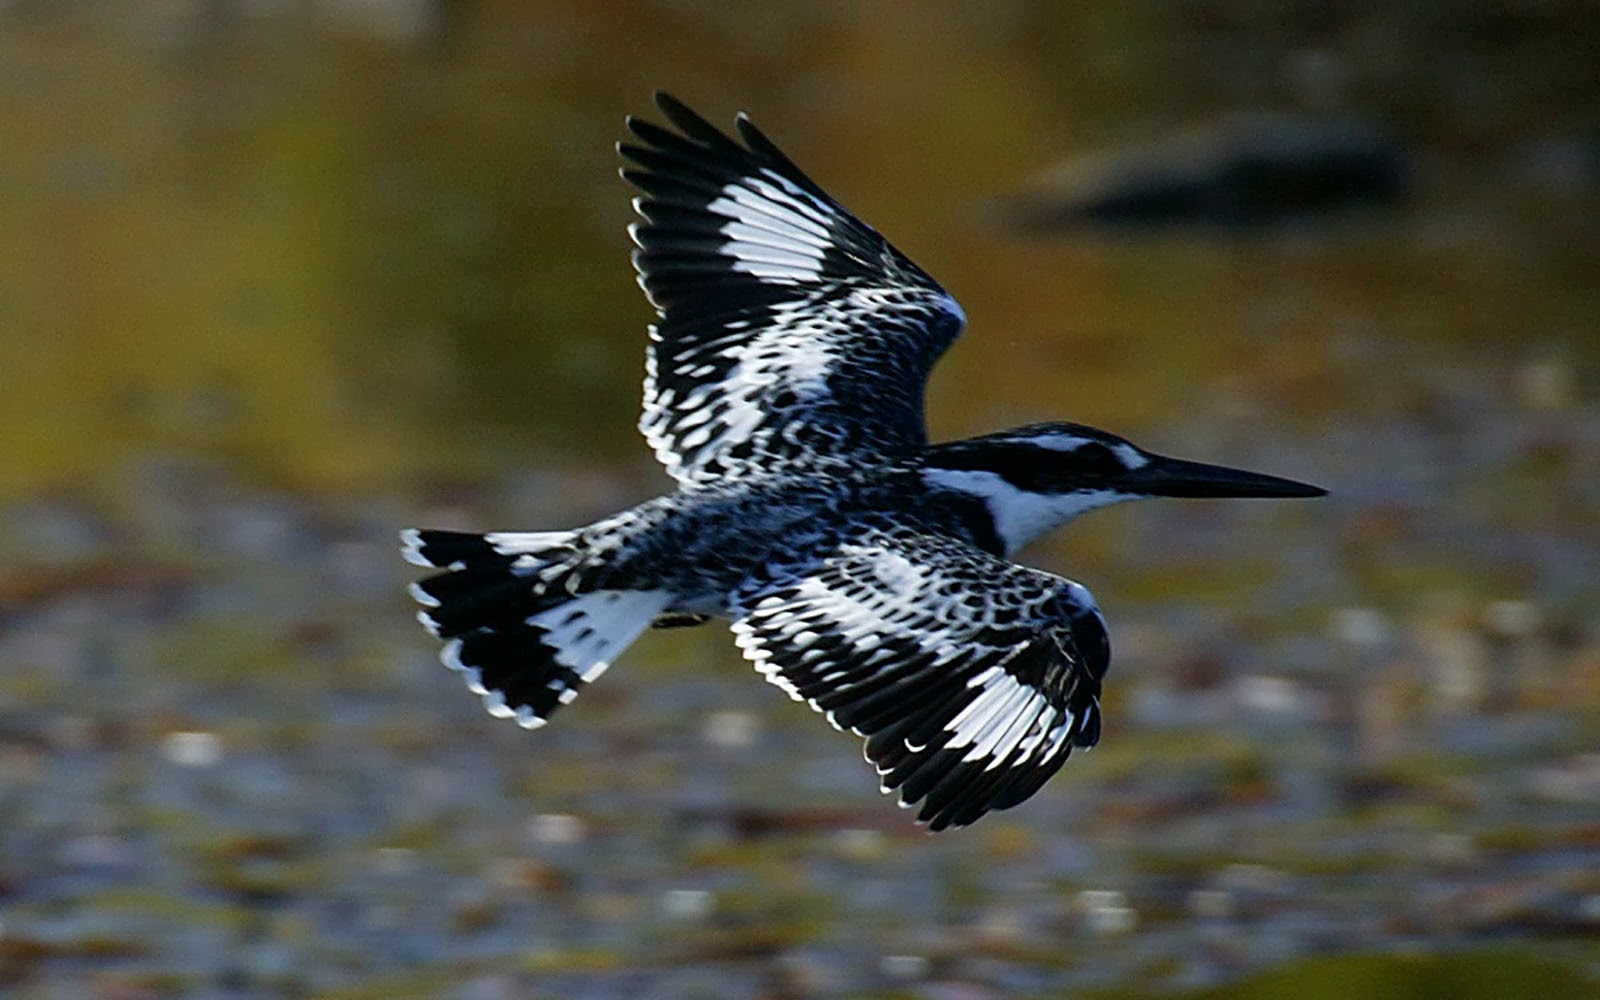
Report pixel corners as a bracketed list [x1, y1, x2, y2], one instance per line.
[922, 422, 1326, 555]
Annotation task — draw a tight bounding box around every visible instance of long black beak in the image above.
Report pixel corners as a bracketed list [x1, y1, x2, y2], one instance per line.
[1120, 455, 1327, 499]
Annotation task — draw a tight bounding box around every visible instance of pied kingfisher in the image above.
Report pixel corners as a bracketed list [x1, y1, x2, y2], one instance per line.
[403, 93, 1325, 830]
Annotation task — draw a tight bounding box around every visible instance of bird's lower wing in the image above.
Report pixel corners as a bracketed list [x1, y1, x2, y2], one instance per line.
[730, 531, 1109, 830]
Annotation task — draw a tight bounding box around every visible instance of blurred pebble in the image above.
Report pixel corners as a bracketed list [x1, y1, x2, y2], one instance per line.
[1529, 754, 1600, 804]
[1512, 359, 1574, 410]
[237, 937, 301, 990]
[1357, 661, 1414, 765]
[50, 715, 98, 751]
[1218, 864, 1289, 896]
[1189, 889, 1236, 921]
[365, 901, 405, 930]
[327, 539, 392, 596]
[372, 847, 419, 876]
[880, 954, 930, 980]
[1076, 890, 1137, 935]
[60, 832, 134, 868]
[702, 709, 761, 749]
[773, 948, 841, 995]
[586, 891, 642, 923]
[980, 822, 1039, 862]
[486, 857, 566, 893]
[214, 501, 301, 561]
[450, 884, 502, 934]
[660, 888, 714, 920]
[1427, 833, 1479, 868]
[456, 974, 521, 1000]
[1331, 607, 1390, 648]
[1235, 675, 1307, 717]
[161, 730, 221, 767]
[924, 986, 1004, 1000]
[1133, 682, 1229, 729]
[830, 827, 887, 862]
[1484, 599, 1540, 638]
[0, 746, 44, 784]
[5, 501, 109, 560]
[974, 905, 1032, 946]
[1415, 616, 1487, 714]
[528, 813, 586, 845]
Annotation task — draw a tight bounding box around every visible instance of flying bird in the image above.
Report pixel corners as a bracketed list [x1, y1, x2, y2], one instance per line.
[403, 93, 1325, 830]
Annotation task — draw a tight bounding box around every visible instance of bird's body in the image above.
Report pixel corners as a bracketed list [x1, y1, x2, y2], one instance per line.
[404, 94, 1325, 829]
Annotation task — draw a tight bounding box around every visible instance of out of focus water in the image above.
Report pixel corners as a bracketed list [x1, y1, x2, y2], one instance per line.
[2, 3, 1597, 997]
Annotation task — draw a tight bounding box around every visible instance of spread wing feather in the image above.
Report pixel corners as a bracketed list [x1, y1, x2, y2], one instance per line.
[730, 531, 1109, 830]
[621, 93, 967, 486]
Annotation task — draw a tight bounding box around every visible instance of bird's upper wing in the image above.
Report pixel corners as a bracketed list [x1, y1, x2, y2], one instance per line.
[729, 530, 1109, 830]
[620, 93, 967, 486]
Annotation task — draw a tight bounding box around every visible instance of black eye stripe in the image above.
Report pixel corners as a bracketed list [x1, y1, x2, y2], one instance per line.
[1070, 443, 1120, 474]
[926, 440, 1123, 492]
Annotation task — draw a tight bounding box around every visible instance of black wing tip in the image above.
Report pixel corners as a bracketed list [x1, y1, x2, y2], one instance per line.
[622, 90, 689, 129]
[632, 90, 738, 148]
[654, 90, 755, 133]
[866, 715, 1083, 832]
[651, 89, 695, 123]
[627, 91, 796, 172]
[905, 753, 1068, 831]
[621, 90, 850, 222]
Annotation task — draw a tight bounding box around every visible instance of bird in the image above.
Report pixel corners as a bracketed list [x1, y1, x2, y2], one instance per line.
[403, 92, 1326, 831]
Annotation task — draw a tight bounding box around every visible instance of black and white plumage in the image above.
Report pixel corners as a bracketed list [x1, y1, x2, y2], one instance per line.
[623, 95, 965, 486]
[731, 530, 1109, 830]
[404, 93, 1326, 830]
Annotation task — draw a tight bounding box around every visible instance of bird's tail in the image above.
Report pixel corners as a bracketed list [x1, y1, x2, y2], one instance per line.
[402, 528, 671, 727]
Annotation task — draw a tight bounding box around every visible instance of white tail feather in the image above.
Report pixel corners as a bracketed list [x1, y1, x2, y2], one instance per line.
[530, 589, 674, 684]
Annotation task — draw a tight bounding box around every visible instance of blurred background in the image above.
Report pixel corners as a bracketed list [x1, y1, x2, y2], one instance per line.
[2, 2, 1598, 997]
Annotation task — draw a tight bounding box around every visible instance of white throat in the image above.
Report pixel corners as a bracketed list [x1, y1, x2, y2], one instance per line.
[923, 468, 1125, 555]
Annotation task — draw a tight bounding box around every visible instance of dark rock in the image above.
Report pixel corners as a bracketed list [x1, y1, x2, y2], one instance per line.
[993, 112, 1410, 234]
